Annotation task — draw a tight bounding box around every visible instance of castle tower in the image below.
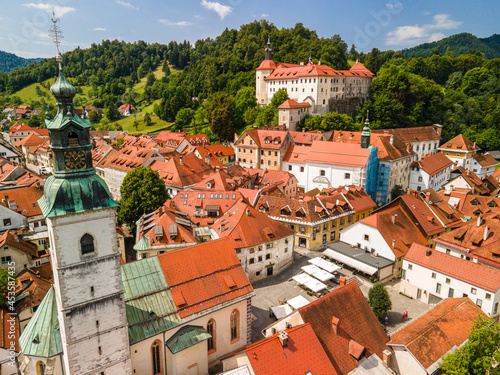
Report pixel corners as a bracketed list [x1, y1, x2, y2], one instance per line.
[256, 37, 276, 106]
[361, 112, 371, 149]
[36, 55, 132, 374]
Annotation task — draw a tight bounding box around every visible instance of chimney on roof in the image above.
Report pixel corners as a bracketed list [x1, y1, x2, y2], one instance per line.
[331, 316, 339, 335]
[406, 144, 411, 153]
[300, 62, 304, 66]
[2, 195, 8, 204]
[382, 350, 393, 366]
[477, 215, 482, 227]
[426, 249, 432, 256]
[346, 185, 350, 191]
[318, 61, 321, 65]
[264, 125, 268, 130]
[179, 156, 183, 165]
[246, 209, 251, 216]
[278, 331, 288, 347]
[302, 127, 305, 133]
[390, 135, 394, 145]
[484, 225, 490, 241]
[392, 214, 397, 224]
[158, 206, 164, 216]
[392, 239, 396, 248]
[473, 141, 476, 149]
[339, 276, 346, 287]
[205, 157, 210, 166]
[425, 192, 431, 203]
[253, 126, 257, 129]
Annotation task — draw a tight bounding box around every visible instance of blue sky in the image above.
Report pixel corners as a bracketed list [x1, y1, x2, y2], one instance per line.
[1, 0, 499, 59]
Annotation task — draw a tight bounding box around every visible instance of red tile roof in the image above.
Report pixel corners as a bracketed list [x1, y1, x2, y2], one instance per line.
[185, 134, 210, 146]
[15, 268, 52, 314]
[196, 144, 235, 158]
[256, 59, 277, 70]
[282, 145, 309, 164]
[0, 186, 43, 217]
[388, 298, 486, 370]
[265, 62, 374, 80]
[372, 126, 441, 143]
[361, 205, 428, 257]
[236, 128, 289, 150]
[288, 130, 324, 145]
[284, 141, 371, 167]
[213, 199, 295, 248]
[407, 243, 500, 292]
[412, 153, 454, 175]
[440, 192, 500, 217]
[9, 123, 31, 136]
[278, 99, 311, 109]
[473, 153, 498, 167]
[439, 134, 480, 152]
[0, 230, 38, 257]
[237, 323, 338, 375]
[297, 281, 390, 374]
[157, 238, 254, 319]
[15, 133, 45, 148]
[150, 154, 213, 189]
[96, 146, 159, 172]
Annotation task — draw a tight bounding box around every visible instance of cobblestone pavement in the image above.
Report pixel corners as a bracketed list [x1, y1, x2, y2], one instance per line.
[250, 249, 432, 341]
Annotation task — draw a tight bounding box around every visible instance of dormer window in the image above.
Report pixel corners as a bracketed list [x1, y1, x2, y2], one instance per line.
[265, 138, 270, 144]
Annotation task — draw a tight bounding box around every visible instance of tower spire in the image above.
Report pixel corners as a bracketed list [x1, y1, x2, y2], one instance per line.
[361, 110, 371, 149]
[265, 36, 272, 61]
[48, 8, 63, 71]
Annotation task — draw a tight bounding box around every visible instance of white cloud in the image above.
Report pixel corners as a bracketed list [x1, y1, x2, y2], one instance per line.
[386, 14, 462, 46]
[386, 2, 402, 11]
[260, 13, 269, 18]
[159, 19, 191, 26]
[194, 14, 203, 20]
[92, 27, 108, 31]
[22, 3, 75, 18]
[201, 0, 232, 20]
[115, 0, 139, 11]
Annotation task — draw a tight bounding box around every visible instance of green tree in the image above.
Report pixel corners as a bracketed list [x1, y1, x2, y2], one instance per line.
[133, 115, 140, 131]
[317, 112, 356, 132]
[88, 110, 101, 124]
[146, 72, 156, 88]
[270, 88, 290, 108]
[206, 93, 235, 141]
[234, 87, 257, 128]
[162, 60, 171, 76]
[440, 314, 500, 375]
[368, 282, 392, 318]
[105, 103, 120, 121]
[117, 167, 169, 232]
[175, 108, 195, 130]
[391, 185, 404, 201]
[143, 113, 153, 126]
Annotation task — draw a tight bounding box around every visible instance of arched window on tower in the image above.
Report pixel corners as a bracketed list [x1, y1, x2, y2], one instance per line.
[151, 341, 161, 375]
[207, 319, 216, 353]
[80, 234, 95, 255]
[36, 361, 46, 375]
[68, 131, 79, 146]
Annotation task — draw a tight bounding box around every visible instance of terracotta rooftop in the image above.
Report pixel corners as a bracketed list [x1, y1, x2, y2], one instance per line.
[96, 146, 159, 172]
[288, 130, 323, 145]
[150, 153, 213, 189]
[15, 268, 52, 315]
[264, 62, 374, 80]
[278, 99, 311, 109]
[15, 133, 45, 148]
[440, 191, 500, 217]
[157, 238, 254, 319]
[412, 153, 454, 175]
[256, 59, 277, 70]
[297, 281, 390, 374]
[439, 134, 480, 152]
[0, 230, 38, 257]
[236, 128, 289, 150]
[196, 144, 234, 158]
[213, 199, 295, 248]
[388, 298, 486, 371]
[185, 133, 210, 146]
[407, 243, 500, 292]
[0, 186, 43, 217]
[473, 153, 498, 167]
[372, 126, 441, 143]
[233, 323, 338, 375]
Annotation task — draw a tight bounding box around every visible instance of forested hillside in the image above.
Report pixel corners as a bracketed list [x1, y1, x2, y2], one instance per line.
[0, 50, 40, 73]
[1, 21, 500, 150]
[401, 33, 500, 59]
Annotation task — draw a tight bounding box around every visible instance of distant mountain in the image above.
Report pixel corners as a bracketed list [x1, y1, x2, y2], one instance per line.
[400, 33, 500, 59]
[0, 50, 41, 73]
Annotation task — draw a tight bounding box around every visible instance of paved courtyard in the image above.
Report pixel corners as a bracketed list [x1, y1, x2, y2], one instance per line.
[250, 249, 432, 342]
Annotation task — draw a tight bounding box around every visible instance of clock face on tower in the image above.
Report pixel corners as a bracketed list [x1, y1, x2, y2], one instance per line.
[64, 150, 86, 170]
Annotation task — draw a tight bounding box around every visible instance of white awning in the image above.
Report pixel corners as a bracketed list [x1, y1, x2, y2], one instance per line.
[323, 249, 378, 275]
[271, 304, 293, 320]
[287, 295, 310, 310]
[301, 265, 335, 282]
[292, 273, 327, 292]
[308, 257, 341, 273]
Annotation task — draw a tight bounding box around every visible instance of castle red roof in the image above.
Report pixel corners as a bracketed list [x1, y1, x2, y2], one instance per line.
[265, 62, 373, 80]
[256, 59, 277, 70]
[278, 99, 311, 109]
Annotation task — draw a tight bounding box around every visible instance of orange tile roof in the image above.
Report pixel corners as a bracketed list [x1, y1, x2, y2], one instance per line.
[282, 145, 309, 164]
[150, 154, 213, 189]
[196, 144, 235, 158]
[361, 205, 428, 257]
[185, 134, 210, 145]
[157, 238, 254, 319]
[388, 298, 486, 370]
[213, 199, 295, 248]
[0, 230, 38, 257]
[372, 126, 441, 143]
[307, 141, 371, 167]
[237, 128, 289, 150]
[15, 133, 45, 148]
[0, 187, 43, 217]
[321, 185, 377, 213]
[9, 122, 31, 136]
[297, 281, 390, 374]
[278, 99, 311, 109]
[407, 243, 500, 292]
[15, 268, 52, 314]
[265, 62, 374, 80]
[33, 129, 49, 137]
[412, 152, 454, 175]
[288, 131, 324, 145]
[448, 167, 490, 195]
[256, 59, 277, 70]
[439, 134, 480, 152]
[237, 323, 338, 375]
[440, 192, 500, 217]
[473, 153, 498, 167]
[96, 146, 158, 171]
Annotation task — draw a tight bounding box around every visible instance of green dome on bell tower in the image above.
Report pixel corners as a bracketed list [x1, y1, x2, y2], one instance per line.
[38, 55, 117, 218]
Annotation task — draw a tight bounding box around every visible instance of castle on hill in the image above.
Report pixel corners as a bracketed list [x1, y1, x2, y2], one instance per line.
[255, 39, 374, 127]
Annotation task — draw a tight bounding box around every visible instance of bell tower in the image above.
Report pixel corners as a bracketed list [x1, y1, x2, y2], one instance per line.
[361, 112, 371, 149]
[34, 29, 132, 375]
[256, 37, 276, 106]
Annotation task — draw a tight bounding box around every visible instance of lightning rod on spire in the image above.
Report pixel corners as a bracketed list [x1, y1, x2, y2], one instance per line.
[48, 7, 63, 70]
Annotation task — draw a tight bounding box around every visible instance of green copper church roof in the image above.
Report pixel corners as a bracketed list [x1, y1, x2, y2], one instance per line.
[166, 325, 211, 354]
[19, 286, 63, 358]
[38, 172, 118, 218]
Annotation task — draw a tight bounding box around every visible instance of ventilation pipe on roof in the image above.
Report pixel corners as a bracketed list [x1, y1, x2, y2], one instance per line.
[392, 214, 397, 224]
[382, 350, 393, 366]
[477, 215, 482, 227]
[205, 157, 210, 166]
[426, 249, 432, 256]
[331, 316, 339, 335]
[318, 61, 321, 65]
[392, 239, 396, 248]
[300, 62, 304, 66]
[339, 276, 346, 287]
[179, 156, 183, 165]
[246, 209, 251, 216]
[390, 135, 394, 145]
[425, 192, 431, 203]
[484, 225, 490, 241]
